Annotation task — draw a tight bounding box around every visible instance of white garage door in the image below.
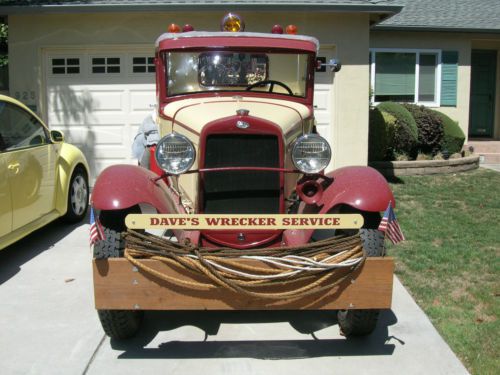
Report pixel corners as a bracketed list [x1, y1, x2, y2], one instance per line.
[45, 49, 156, 184]
[45, 47, 334, 182]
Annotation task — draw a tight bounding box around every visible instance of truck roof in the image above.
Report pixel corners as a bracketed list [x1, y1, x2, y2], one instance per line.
[155, 31, 320, 53]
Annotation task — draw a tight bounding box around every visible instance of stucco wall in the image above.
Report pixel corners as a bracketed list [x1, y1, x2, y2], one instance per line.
[8, 11, 371, 169]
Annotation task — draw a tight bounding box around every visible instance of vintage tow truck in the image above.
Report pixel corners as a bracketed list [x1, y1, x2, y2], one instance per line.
[91, 14, 395, 340]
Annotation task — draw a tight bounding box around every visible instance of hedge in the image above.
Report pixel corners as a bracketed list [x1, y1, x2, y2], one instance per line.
[377, 102, 418, 158]
[403, 104, 444, 155]
[368, 107, 394, 161]
[432, 110, 465, 154]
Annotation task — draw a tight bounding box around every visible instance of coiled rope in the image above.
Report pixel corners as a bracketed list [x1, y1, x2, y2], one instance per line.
[123, 230, 366, 300]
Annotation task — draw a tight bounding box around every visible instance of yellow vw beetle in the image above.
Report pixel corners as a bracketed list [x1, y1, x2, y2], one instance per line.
[0, 95, 90, 250]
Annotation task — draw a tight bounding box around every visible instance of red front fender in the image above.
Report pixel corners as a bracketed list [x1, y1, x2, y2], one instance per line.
[283, 166, 394, 246]
[91, 164, 180, 214]
[317, 166, 395, 213]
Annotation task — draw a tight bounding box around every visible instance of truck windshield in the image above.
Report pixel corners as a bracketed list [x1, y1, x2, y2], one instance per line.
[164, 51, 309, 98]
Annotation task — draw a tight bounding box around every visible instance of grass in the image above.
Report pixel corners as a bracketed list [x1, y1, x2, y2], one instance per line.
[387, 168, 499, 374]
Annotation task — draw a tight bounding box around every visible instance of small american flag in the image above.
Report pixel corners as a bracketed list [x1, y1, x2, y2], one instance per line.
[378, 202, 405, 244]
[90, 207, 104, 245]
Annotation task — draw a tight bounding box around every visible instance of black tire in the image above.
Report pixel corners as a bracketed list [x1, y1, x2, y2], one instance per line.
[93, 227, 124, 259]
[338, 227, 385, 337]
[337, 309, 380, 337]
[62, 167, 89, 223]
[97, 310, 144, 340]
[94, 226, 143, 339]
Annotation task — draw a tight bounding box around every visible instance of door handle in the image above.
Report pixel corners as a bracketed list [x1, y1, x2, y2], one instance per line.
[8, 162, 20, 174]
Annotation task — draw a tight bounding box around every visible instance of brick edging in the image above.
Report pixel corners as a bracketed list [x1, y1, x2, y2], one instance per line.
[369, 155, 480, 177]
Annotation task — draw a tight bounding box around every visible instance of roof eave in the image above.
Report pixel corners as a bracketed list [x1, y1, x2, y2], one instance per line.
[374, 25, 500, 34]
[0, 4, 403, 16]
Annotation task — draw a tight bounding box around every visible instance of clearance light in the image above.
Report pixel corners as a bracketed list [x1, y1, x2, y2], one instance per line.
[271, 24, 283, 34]
[168, 23, 181, 33]
[285, 24, 298, 35]
[221, 13, 245, 32]
[182, 24, 194, 32]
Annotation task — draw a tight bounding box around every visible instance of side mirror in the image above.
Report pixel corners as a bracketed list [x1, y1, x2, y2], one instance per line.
[51, 130, 64, 143]
[316, 58, 342, 73]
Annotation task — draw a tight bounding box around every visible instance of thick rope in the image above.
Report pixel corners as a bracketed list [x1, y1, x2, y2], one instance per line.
[123, 230, 366, 300]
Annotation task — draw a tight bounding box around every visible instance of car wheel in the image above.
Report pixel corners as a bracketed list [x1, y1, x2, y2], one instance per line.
[337, 228, 384, 337]
[63, 168, 89, 223]
[94, 225, 143, 339]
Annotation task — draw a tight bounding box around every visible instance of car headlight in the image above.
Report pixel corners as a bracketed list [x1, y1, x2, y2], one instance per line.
[155, 133, 196, 175]
[292, 134, 331, 174]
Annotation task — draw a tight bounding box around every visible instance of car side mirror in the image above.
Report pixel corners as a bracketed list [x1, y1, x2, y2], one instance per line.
[51, 130, 64, 143]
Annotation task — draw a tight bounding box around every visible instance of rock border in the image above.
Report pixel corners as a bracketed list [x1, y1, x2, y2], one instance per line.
[369, 155, 480, 177]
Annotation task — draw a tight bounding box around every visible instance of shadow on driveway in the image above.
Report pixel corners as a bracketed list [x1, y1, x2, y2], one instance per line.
[0, 211, 89, 284]
[113, 309, 399, 359]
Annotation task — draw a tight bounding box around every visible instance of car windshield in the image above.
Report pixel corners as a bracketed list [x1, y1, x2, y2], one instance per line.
[164, 50, 310, 97]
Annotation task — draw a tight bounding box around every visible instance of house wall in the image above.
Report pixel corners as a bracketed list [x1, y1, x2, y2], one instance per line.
[8, 11, 371, 169]
[371, 31, 500, 141]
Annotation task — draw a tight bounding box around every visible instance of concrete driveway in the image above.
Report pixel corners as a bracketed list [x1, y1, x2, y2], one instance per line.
[0, 216, 469, 375]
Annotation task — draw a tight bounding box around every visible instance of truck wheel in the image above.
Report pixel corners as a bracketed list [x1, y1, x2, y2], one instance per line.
[338, 227, 385, 337]
[94, 226, 143, 339]
[63, 168, 89, 223]
[97, 310, 143, 340]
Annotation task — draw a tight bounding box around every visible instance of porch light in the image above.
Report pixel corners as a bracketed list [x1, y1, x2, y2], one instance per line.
[221, 13, 245, 32]
[168, 23, 181, 33]
[285, 24, 298, 35]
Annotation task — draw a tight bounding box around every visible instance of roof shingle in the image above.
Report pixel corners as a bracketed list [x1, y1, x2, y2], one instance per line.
[0, 0, 402, 13]
[377, 0, 500, 32]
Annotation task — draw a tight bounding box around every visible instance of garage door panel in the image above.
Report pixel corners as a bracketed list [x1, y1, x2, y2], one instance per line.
[87, 91, 126, 112]
[129, 88, 156, 112]
[54, 125, 128, 146]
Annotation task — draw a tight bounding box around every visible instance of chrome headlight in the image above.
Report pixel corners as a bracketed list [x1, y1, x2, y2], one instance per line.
[155, 133, 196, 175]
[292, 134, 331, 174]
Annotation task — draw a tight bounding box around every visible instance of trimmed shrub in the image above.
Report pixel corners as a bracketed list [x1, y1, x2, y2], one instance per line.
[432, 110, 465, 154]
[403, 104, 444, 155]
[368, 107, 393, 161]
[377, 102, 418, 158]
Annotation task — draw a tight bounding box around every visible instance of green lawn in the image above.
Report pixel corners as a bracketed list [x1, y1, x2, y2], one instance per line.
[387, 168, 499, 374]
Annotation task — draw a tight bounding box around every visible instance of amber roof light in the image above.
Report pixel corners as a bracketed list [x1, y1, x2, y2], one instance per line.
[221, 13, 245, 32]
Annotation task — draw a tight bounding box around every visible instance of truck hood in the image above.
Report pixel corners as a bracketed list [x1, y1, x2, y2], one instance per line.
[162, 96, 311, 137]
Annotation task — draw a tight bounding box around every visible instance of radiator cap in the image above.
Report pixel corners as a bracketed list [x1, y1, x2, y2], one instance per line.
[236, 109, 250, 116]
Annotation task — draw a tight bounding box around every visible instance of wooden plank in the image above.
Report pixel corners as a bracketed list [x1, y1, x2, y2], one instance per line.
[93, 257, 394, 310]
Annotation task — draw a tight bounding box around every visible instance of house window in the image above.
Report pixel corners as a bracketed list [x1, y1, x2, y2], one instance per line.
[132, 57, 155, 73]
[51, 58, 80, 74]
[92, 57, 121, 74]
[370, 49, 441, 106]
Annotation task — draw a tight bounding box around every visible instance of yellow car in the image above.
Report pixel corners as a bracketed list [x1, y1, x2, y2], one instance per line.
[0, 95, 90, 250]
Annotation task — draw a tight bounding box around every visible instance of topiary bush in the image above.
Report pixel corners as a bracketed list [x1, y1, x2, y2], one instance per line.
[432, 110, 465, 154]
[368, 107, 393, 161]
[403, 104, 444, 155]
[377, 102, 418, 158]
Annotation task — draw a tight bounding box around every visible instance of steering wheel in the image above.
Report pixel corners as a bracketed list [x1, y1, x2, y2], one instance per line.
[246, 80, 293, 95]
